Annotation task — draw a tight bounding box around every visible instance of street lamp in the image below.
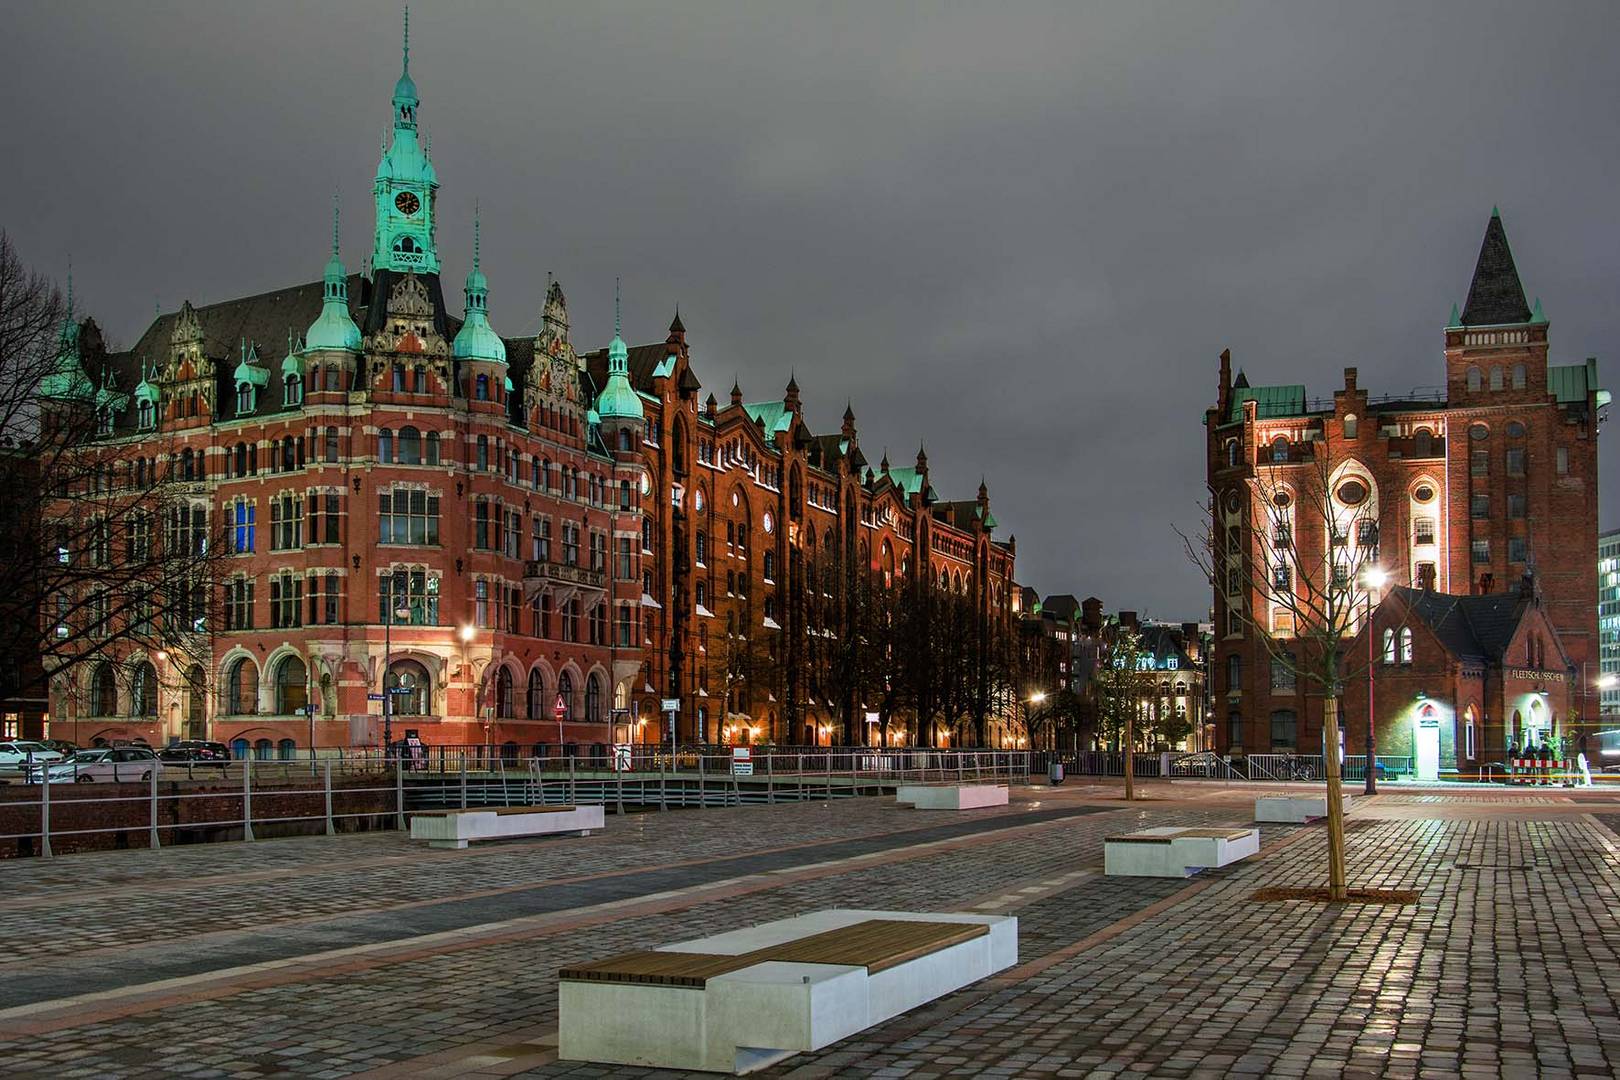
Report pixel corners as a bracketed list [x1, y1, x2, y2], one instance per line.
[1360, 566, 1387, 795]
[381, 586, 411, 757]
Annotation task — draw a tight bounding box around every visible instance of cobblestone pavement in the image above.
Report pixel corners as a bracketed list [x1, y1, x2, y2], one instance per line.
[1, 782, 1617, 1078]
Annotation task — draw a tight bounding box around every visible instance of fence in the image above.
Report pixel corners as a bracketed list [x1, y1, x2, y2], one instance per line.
[0, 747, 1032, 859]
[1040, 750, 1416, 783]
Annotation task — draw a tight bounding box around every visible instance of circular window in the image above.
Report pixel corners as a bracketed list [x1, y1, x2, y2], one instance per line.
[1413, 484, 1435, 503]
[638, 472, 650, 496]
[1336, 479, 1368, 506]
[763, 511, 775, 535]
[1507, 421, 1526, 438]
[693, 489, 704, 512]
[1271, 491, 1291, 509]
[731, 491, 740, 508]
[1223, 489, 1241, 514]
[1469, 424, 1489, 441]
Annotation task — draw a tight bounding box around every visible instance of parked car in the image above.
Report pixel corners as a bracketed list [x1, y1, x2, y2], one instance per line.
[27, 747, 165, 784]
[39, 739, 80, 757]
[158, 740, 232, 767]
[0, 741, 65, 771]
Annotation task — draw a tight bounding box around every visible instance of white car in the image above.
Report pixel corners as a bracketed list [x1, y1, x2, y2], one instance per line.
[0, 741, 65, 773]
[29, 747, 165, 784]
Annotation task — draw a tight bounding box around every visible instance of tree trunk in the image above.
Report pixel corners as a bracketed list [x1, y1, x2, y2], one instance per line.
[1322, 694, 1348, 901]
[1123, 706, 1136, 801]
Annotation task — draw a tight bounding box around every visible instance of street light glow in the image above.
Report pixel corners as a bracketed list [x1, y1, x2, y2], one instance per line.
[1598, 674, 1618, 690]
[458, 624, 476, 642]
[1362, 566, 1388, 589]
[1029, 691, 1047, 704]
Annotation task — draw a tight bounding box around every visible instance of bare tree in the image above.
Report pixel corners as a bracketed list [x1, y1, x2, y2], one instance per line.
[1094, 627, 1155, 800]
[0, 232, 226, 733]
[1183, 437, 1402, 899]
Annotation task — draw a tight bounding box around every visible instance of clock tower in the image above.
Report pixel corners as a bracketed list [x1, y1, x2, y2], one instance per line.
[373, 9, 440, 275]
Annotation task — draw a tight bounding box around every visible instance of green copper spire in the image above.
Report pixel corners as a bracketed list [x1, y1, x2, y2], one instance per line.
[452, 206, 506, 364]
[40, 262, 92, 401]
[1529, 297, 1547, 325]
[1447, 301, 1461, 328]
[595, 277, 644, 421]
[306, 197, 363, 352]
[374, 7, 439, 274]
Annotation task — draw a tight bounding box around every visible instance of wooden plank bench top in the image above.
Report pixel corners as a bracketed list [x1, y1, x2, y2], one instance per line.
[559, 919, 988, 988]
[411, 805, 577, 817]
[1107, 827, 1254, 844]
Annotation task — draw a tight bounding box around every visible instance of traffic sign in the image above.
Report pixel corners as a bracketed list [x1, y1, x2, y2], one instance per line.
[731, 747, 754, 776]
[612, 743, 633, 772]
[660, 698, 681, 712]
[554, 693, 567, 720]
[367, 693, 386, 702]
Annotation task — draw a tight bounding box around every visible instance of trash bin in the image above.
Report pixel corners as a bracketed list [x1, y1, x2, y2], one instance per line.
[1048, 761, 1065, 786]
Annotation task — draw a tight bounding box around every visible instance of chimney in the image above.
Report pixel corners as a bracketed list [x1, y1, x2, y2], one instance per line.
[1344, 366, 1358, 392]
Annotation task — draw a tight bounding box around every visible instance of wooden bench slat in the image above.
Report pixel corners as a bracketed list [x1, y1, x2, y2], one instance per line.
[559, 919, 988, 987]
[1167, 828, 1253, 840]
[411, 805, 577, 817]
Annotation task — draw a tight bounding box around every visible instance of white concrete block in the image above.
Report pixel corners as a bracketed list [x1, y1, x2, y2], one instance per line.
[894, 784, 1009, 810]
[1104, 827, 1260, 878]
[557, 908, 1018, 1074]
[409, 804, 605, 848]
[1255, 794, 1351, 823]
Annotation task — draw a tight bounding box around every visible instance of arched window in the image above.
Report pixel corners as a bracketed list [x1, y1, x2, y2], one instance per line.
[1414, 428, 1433, 456]
[90, 661, 117, 716]
[527, 669, 545, 719]
[285, 373, 303, 406]
[1490, 366, 1504, 391]
[234, 443, 248, 477]
[558, 671, 575, 721]
[324, 427, 339, 462]
[226, 657, 258, 715]
[398, 426, 421, 465]
[236, 383, 254, 414]
[881, 540, 894, 589]
[137, 398, 154, 429]
[1398, 627, 1413, 664]
[425, 431, 440, 465]
[476, 435, 489, 470]
[695, 531, 707, 565]
[274, 655, 308, 715]
[1466, 366, 1483, 392]
[1225, 439, 1240, 467]
[387, 659, 431, 716]
[763, 550, 775, 581]
[476, 374, 490, 400]
[1343, 414, 1358, 439]
[586, 674, 602, 725]
[412, 364, 427, 392]
[378, 428, 394, 463]
[496, 666, 515, 718]
[1270, 436, 1289, 463]
[130, 661, 157, 717]
[278, 738, 297, 759]
[1512, 363, 1526, 390]
[1381, 628, 1396, 665]
[1507, 421, 1526, 438]
[253, 737, 273, 760]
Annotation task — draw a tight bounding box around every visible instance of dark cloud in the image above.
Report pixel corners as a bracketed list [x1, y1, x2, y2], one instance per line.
[4, 0, 1616, 617]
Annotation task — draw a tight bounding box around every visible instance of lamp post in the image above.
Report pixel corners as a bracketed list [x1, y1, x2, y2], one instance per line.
[1360, 566, 1387, 795]
[1026, 691, 1046, 750]
[380, 582, 411, 757]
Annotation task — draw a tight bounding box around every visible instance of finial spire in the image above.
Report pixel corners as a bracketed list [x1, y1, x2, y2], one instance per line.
[473, 200, 481, 270]
[402, 5, 410, 74]
[65, 258, 73, 317]
[331, 192, 340, 257]
[614, 276, 622, 337]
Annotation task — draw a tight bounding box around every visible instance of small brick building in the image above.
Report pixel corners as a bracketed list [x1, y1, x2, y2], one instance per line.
[1339, 578, 1576, 779]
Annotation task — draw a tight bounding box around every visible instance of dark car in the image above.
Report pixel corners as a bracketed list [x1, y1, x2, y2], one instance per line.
[39, 739, 80, 757]
[158, 740, 232, 767]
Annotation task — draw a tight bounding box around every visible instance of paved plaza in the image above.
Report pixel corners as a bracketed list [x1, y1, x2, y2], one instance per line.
[2, 781, 1618, 1078]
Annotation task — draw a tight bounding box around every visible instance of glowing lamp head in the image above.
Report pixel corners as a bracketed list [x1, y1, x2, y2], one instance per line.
[1029, 691, 1047, 704]
[1362, 567, 1388, 590]
[458, 624, 476, 643]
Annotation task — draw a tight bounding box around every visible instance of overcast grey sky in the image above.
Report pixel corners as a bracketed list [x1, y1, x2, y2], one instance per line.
[3, 1, 1616, 618]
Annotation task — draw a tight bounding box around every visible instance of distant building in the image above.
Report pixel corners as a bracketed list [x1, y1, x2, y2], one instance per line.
[1601, 528, 1620, 718]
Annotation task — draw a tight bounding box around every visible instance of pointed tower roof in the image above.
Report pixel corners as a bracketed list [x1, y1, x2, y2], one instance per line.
[1460, 209, 1532, 326]
[40, 269, 93, 401]
[306, 196, 363, 352]
[452, 209, 506, 364]
[669, 308, 686, 335]
[595, 277, 644, 421]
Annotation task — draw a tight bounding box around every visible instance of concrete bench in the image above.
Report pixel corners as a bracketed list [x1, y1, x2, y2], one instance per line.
[408, 804, 604, 849]
[1255, 794, 1351, 823]
[1103, 826, 1259, 878]
[894, 784, 1009, 810]
[558, 908, 1017, 1074]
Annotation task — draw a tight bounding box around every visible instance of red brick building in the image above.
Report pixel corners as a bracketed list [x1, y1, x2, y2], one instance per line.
[1339, 578, 1576, 779]
[1205, 211, 1607, 755]
[38, 25, 1017, 754]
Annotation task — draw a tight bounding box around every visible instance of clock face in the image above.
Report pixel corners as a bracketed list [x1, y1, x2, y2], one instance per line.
[394, 191, 421, 217]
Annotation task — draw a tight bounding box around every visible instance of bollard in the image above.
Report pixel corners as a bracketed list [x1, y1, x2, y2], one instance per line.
[243, 755, 255, 842]
[324, 759, 336, 836]
[460, 754, 468, 810]
[698, 751, 707, 810]
[39, 770, 52, 858]
[149, 768, 161, 850]
[395, 754, 406, 831]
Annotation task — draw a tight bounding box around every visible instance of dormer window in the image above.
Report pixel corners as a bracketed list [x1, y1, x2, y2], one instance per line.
[137, 399, 155, 430]
[236, 382, 255, 414]
[284, 374, 303, 406]
[97, 408, 112, 436]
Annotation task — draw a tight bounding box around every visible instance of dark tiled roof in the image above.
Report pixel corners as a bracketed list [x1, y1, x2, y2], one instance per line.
[581, 341, 673, 397]
[1460, 212, 1532, 326]
[1393, 585, 1528, 661]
